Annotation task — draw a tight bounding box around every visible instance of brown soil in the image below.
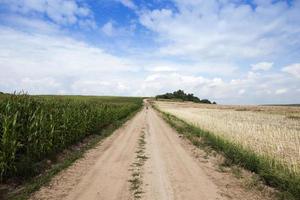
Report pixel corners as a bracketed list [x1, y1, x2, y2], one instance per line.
[30, 103, 276, 200]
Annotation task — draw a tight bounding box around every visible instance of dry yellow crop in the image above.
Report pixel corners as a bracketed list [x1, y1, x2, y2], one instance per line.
[156, 101, 300, 174]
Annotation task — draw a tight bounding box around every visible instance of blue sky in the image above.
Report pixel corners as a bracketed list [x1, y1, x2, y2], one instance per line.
[0, 0, 299, 104]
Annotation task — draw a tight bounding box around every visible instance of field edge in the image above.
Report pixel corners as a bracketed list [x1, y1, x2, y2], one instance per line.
[6, 106, 143, 200]
[152, 104, 299, 200]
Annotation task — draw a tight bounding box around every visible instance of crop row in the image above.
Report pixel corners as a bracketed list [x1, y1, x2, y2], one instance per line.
[0, 94, 142, 180]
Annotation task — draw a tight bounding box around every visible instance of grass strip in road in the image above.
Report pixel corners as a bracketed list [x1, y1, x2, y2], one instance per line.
[5, 107, 142, 200]
[128, 129, 148, 199]
[154, 107, 300, 200]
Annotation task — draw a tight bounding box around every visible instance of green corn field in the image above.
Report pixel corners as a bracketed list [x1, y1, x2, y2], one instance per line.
[0, 93, 142, 181]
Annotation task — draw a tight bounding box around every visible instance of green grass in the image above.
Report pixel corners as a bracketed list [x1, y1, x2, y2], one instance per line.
[156, 108, 300, 200]
[129, 130, 147, 199]
[0, 93, 142, 181]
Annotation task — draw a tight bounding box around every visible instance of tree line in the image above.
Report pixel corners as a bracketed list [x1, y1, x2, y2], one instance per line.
[155, 90, 216, 104]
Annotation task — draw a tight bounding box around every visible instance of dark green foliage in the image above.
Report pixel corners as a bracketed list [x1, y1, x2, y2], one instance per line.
[0, 94, 142, 180]
[155, 89, 214, 104]
[199, 99, 211, 104]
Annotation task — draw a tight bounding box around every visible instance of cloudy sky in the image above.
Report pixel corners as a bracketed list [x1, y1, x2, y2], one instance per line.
[0, 0, 299, 104]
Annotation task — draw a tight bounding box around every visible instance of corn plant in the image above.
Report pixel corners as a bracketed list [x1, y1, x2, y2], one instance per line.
[0, 93, 142, 180]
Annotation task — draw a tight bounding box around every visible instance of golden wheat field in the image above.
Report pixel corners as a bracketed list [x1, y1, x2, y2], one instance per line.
[155, 101, 300, 174]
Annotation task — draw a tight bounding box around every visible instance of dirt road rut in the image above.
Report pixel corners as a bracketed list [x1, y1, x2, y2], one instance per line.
[142, 108, 222, 200]
[30, 105, 270, 200]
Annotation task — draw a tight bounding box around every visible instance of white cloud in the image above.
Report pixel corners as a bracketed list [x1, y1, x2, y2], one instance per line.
[1, 0, 95, 27]
[142, 61, 237, 76]
[275, 88, 287, 95]
[1, 26, 299, 103]
[147, 66, 177, 72]
[101, 21, 115, 36]
[71, 80, 131, 95]
[20, 77, 61, 94]
[238, 89, 245, 95]
[0, 27, 138, 73]
[2, 14, 60, 34]
[101, 20, 136, 37]
[117, 0, 137, 10]
[139, 1, 300, 61]
[134, 0, 300, 103]
[135, 69, 300, 104]
[251, 62, 273, 71]
[282, 63, 300, 79]
[0, 0, 300, 104]
[0, 27, 140, 95]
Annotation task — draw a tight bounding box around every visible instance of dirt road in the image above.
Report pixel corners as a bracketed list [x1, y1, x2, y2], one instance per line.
[142, 107, 222, 200]
[30, 104, 272, 200]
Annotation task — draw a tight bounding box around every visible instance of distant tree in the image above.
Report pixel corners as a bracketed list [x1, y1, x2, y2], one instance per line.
[199, 99, 211, 104]
[187, 93, 193, 101]
[173, 90, 185, 99]
[155, 90, 215, 104]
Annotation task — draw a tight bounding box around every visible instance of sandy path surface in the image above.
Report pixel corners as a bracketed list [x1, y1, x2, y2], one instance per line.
[30, 104, 272, 200]
[143, 107, 222, 200]
[30, 109, 146, 200]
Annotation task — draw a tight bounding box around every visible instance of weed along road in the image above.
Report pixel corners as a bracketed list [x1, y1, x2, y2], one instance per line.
[30, 103, 271, 200]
